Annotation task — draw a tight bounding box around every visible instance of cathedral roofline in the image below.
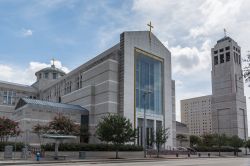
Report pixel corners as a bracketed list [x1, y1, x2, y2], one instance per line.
[216, 36, 238, 45]
[0, 80, 30, 87]
[35, 65, 66, 76]
[15, 98, 88, 112]
[0, 80, 37, 93]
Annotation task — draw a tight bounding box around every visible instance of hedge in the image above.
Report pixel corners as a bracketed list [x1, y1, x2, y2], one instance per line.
[0, 142, 25, 152]
[41, 143, 143, 152]
[194, 146, 241, 152]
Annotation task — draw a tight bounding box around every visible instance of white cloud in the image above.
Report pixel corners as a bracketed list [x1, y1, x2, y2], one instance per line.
[189, 0, 243, 38]
[0, 61, 69, 85]
[171, 39, 212, 76]
[22, 29, 33, 37]
[0, 65, 14, 80]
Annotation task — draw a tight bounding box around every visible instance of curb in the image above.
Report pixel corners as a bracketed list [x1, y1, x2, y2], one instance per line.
[0, 156, 245, 165]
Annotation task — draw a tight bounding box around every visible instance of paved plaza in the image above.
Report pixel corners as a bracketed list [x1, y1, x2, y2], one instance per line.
[2, 158, 250, 166]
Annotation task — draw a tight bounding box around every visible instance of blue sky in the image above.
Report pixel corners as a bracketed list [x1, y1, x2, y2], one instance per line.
[0, 0, 133, 68]
[0, 0, 250, 123]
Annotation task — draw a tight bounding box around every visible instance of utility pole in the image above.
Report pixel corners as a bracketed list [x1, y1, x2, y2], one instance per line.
[143, 90, 152, 158]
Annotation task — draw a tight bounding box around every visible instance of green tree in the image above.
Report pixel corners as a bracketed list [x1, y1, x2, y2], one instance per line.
[213, 134, 228, 156]
[201, 134, 215, 147]
[244, 139, 250, 154]
[96, 114, 135, 159]
[190, 135, 201, 147]
[228, 135, 244, 156]
[176, 134, 188, 147]
[154, 127, 169, 158]
[0, 117, 20, 142]
[243, 52, 250, 82]
[80, 125, 90, 143]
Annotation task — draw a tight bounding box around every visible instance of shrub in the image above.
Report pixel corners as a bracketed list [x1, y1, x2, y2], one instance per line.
[41, 143, 143, 152]
[0, 142, 24, 151]
[194, 146, 241, 152]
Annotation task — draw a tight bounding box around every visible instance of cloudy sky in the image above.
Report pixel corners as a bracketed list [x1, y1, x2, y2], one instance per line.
[0, 0, 250, 126]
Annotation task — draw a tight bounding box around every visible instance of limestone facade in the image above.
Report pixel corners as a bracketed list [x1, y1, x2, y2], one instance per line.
[211, 37, 248, 140]
[0, 31, 175, 147]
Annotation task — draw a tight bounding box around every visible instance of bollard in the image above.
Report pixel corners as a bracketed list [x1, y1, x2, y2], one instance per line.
[208, 153, 210, 158]
[198, 153, 201, 157]
[36, 152, 40, 161]
[176, 153, 179, 157]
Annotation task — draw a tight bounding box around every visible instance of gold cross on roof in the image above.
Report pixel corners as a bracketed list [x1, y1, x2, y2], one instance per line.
[147, 21, 154, 32]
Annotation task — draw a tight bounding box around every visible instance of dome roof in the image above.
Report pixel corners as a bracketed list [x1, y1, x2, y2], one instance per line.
[35, 65, 66, 76]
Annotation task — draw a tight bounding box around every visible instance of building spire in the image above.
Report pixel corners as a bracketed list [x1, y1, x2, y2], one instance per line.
[51, 58, 55, 68]
[224, 28, 227, 37]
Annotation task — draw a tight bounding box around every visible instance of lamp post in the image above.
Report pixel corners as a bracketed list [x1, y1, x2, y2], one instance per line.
[143, 90, 152, 158]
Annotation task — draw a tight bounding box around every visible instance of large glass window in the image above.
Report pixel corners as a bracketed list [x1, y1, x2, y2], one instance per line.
[135, 50, 163, 115]
[2, 91, 16, 105]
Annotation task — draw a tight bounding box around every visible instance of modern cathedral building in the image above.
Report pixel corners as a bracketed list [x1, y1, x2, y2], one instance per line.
[0, 31, 175, 148]
[181, 35, 248, 140]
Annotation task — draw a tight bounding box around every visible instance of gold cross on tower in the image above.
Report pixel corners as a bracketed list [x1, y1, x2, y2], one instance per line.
[147, 21, 154, 33]
[147, 21, 154, 41]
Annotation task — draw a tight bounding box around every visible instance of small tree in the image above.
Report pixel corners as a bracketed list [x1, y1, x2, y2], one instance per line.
[176, 134, 188, 147]
[0, 117, 20, 142]
[190, 135, 201, 147]
[201, 134, 215, 147]
[47, 114, 80, 135]
[242, 52, 250, 82]
[213, 134, 228, 156]
[33, 124, 46, 146]
[154, 127, 169, 158]
[229, 135, 244, 156]
[80, 125, 90, 143]
[244, 139, 250, 154]
[33, 114, 81, 159]
[96, 114, 135, 159]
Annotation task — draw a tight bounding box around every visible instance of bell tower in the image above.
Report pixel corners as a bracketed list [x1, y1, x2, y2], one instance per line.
[211, 35, 248, 140]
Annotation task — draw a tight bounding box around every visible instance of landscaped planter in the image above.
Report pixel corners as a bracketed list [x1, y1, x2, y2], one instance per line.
[0, 152, 22, 159]
[197, 151, 243, 156]
[44, 151, 144, 159]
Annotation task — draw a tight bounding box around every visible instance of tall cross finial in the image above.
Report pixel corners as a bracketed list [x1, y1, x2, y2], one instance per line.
[51, 58, 55, 67]
[147, 21, 154, 33]
[224, 28, 227, 37]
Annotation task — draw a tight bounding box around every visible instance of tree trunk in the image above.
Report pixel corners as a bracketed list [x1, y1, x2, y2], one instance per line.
[54, 141, 59, 160]
[115, 149, 119, 159]
[157, 144, 160, 158]
[219, 145, 221, 156]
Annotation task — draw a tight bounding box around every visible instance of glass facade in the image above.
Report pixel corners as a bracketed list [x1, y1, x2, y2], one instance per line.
[135, 50, 163, 115]
[3, 91, 16, 105]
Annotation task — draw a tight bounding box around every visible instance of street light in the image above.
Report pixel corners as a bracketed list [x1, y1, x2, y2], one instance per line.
[142, 89, 152, 158]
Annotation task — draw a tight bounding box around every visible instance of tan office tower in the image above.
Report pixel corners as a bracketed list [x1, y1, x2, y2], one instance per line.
[181, 95, 212, 136]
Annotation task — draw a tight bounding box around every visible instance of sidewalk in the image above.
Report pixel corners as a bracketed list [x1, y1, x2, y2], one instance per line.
[0, 155, 243, 165]
[0, 158, 167, 165]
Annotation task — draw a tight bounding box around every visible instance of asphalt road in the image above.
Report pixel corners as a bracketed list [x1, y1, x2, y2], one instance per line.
[5, 157, 250, 166]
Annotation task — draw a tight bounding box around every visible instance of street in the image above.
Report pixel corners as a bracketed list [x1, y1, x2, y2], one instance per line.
[4, 157, 250, 166]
